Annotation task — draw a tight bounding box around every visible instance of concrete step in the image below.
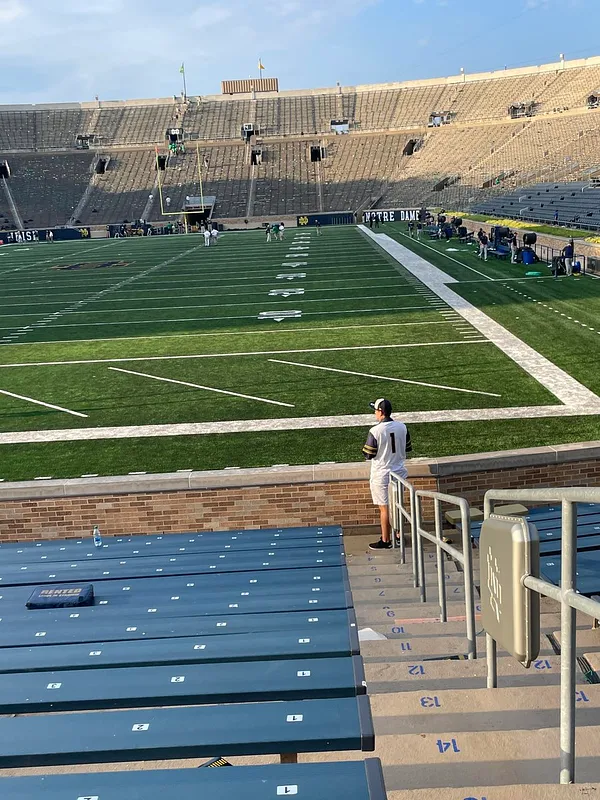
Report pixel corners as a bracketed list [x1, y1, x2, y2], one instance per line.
[348, 561, 455, 576]
[360, 635, 556, 661]
[294, 726, 600, 789]
[584, 652, 600, 674]
[387, 785, 600, 800]
[349, 576, 461, 594]
[353, 584, 460, 602]
[355, 601, 476, 619]
[357, 610, 588, 633]
[554, 629, 600, 652]
[368, 685, 600, 735]
[364, 654, 576, 693]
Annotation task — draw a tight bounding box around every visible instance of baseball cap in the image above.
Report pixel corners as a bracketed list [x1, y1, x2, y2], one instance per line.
[369, 398, 392, 416]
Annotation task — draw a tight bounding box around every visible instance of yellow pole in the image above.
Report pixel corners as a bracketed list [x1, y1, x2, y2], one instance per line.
[196, 143, 205, 217]
[155, 147, 183, 217]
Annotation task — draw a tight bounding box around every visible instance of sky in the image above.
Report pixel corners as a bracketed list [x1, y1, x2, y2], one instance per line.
[0, 0, 599, 105]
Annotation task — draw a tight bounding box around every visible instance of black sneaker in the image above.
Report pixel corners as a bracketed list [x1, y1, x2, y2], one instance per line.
[369, 539, 392, 550]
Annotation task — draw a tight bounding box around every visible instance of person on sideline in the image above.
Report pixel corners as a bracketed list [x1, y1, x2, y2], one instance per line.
[278, 222, 285, 241]
[203, 228, 211, 247]
[563, 239, 574, 276]
[477, 229, 489, 261]
[362, 398, 412, 550]
[315, 220, 322, 236]
[265, 223, 271, 243]
[509, 231, 518, 264]
[211, 226, 219, 245]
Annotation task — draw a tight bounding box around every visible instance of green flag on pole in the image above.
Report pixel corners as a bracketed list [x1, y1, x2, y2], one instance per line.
[180, 63, 185, 74]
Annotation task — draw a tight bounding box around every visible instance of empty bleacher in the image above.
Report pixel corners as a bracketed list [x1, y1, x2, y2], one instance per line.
[81, 149, 156, 225]
[253, 140, 320, 216]
[144, 143, 250, 220]
[7, 153, 95, 228]
[473, 179, 600, 229]
[3, 57, 600, 225]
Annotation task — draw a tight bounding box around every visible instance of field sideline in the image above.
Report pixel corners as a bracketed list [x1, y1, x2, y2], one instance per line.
[0, 224, 598, 480]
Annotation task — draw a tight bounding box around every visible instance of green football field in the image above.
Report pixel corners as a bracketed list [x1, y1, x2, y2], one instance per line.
[0, 223, 599, 480]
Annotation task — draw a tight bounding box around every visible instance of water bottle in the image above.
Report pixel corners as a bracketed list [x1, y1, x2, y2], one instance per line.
[93, 525, 103, 548]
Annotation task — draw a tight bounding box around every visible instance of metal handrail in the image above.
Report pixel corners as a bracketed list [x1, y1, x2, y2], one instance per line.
[484, 487, 600, 785]
[414, 489, 478, 659]
[388, 472, 417, 582]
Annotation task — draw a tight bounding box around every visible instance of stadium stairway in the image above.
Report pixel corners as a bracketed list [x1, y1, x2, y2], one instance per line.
[220, 533, 600, 798]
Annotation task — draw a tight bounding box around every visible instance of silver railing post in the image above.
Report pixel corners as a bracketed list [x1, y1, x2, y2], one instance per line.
[415, 493, 427, 603]
[560, 498, 577, 785]
[483, 486, 600, 783]
[434, 497, 447, 622]
[389, 473, 416, 570]
[409, 483, 419, 588]
[414, 489, 478, 655]
[397, 480, 406, 565]
[486, 634, 498, 688]
[459, 497, 477, 660]
[483, 495, 497, 679]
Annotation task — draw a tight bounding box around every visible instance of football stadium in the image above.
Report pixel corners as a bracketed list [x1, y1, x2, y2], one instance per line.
[2, 17, 600, 800]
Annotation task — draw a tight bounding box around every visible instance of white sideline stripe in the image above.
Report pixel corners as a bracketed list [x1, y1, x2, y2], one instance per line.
[0, 389, 88, 418]
[359, 227, 600, 410]
[394, 231, 493, 281]
[108, 366, 295, 408]
[0, 338, 489, 369]
[268, 358, 501, 397]
[0, 404, 594, 445]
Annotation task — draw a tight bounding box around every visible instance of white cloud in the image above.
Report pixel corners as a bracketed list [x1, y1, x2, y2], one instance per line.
[0, 0, 25, 23]
[0, 0, 380, 103]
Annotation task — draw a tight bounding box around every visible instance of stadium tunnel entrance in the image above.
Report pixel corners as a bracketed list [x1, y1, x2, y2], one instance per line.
[184, 195, 216, 226]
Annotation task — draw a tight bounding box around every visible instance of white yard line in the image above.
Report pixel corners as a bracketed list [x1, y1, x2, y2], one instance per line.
[0, 304, 440, 330]
[0, 338, 489, 369]
[108, 366, 295, 408]
[0, 389, 88, 418]
[360, 227, 600, 410]
[25, 292, 431, 318]
[0, 319, 451, 349]
[0, 404, 595, 445]
[268, 358, 501, 397]
[0, 282, 415, 309]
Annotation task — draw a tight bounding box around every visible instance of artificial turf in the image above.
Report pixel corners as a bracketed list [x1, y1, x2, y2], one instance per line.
[0, 224, 597, 480]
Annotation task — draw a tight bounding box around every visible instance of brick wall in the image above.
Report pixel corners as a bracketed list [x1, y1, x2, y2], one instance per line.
[0, 441, 598, 542]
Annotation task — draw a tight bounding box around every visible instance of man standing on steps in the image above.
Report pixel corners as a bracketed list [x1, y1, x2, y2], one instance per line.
[363, 398, 412, 550]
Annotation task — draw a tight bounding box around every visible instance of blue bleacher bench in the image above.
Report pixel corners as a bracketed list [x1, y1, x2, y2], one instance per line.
[0, 608, 358, 648]
[0, 529, 344, 565]
[467, 509, 600, 541]
[3, 586, 353, 623]
[0, 759, 388, 800]
[0, 546, 345, 586]
[540, 533, 600, 555]
[0, 525, 343, 558]
[0, 695, 375, 767]
[540, 550, 600, 596]
[0, 566, 351, 609]
[0, 656, 366, 713]
[0, 626, 360, 674]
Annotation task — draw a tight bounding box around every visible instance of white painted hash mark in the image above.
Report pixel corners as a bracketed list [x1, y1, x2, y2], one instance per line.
[108, 367, 294, 408]
[0, 388, 88, 417]
[268, 359, 502, 397]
